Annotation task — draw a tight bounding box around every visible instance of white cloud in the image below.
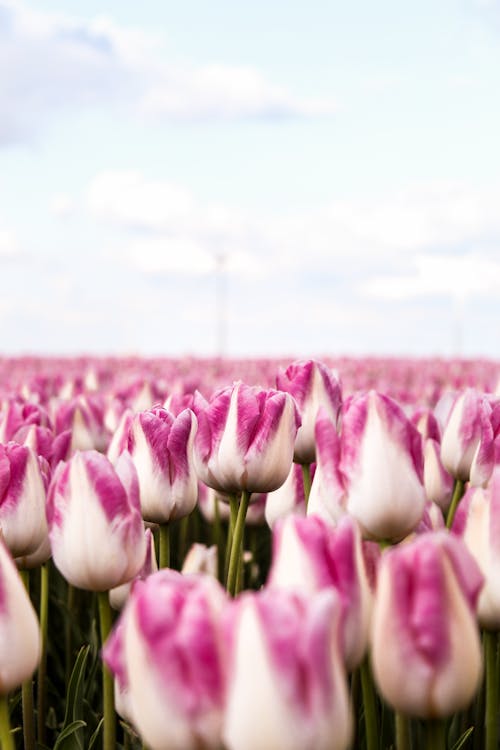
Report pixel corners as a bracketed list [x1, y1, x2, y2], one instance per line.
[361, 253, 500, 301]
[49, 193, 74, 218]
[0, 222, 20, 257]
[0, 0, 336, 144]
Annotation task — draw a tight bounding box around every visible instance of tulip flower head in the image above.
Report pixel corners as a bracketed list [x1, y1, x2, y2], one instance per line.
[223, 588, 352, 750]
[0, 537, 40, 695]
[125, 407, 198, 523]
[276, 359, 342, 464]
[105, 569, 228, 750]
[371, 531, 483, 719]
[193, 382, 300, 494]
[47, 450, 146, 591]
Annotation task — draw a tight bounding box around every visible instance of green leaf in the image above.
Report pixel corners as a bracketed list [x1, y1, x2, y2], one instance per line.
[88, 717, 104, 750]
[63, 646, 89, 728]
[53, 720, 87, 749]
[451, 726, 474, 750]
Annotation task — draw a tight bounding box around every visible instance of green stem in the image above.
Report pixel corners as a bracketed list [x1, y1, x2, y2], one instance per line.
[0, 695, 14, 750]
[301, 463, 312, 509]
[178, 515, 189, 565]
[426, 719, 446, 750]
[226, 490, 250, 596]
[159, 523, 170, 569]
[20, 569, 36, 750]
[360, 658, 378, 750]
[98, 591, 115, 750]
[65, 583, 75, 686]
[212, 493, 224, 582]
[395, 712, 411, 750]
[224, 494, 239, 582]
[446, 478, 465, 529]
[37, 563, 49, 745]
[485, 630, 499, 750]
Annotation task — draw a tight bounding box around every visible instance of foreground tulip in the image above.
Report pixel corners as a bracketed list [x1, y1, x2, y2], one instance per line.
[276, 359, 342, 465]
[0, 537, 40, 696]
[109, 528, 157, 611]
[371, 532, 483, 719]
[309, 394, 426, 540]
[193, 382, 300, 494]
[47, 450, 146, 591]
[423, 438, 454, 511]
[223, 588, 351, 750]
[268, 514, 371, 670]
[0, 537, 41, 750]
[104, 570, 227, 750]
[0, 443, 49, 558]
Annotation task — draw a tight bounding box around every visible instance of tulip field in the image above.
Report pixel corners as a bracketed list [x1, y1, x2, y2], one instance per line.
[1, 354, 500, 750]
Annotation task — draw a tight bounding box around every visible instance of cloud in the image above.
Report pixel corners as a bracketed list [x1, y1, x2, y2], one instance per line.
[49, 193, 74, 218]
[0, 220, 20, 257]
[85, 170, 500, 290]
[361, 253, 500, 301]
[0, 0, 336, 144]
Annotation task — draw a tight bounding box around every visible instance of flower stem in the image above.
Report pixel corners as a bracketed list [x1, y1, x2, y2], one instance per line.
[226, 490, 250, 596]
[98, 591, 115, 750]
[37, 563, 49, 745]
[485, 630, 498, 750]
[159, 523, 170, 569]
[20, 569, 35, 750]
[0, 695, 14, 750]
[224, 494, 239, 582]
[360, 658, 378, 750]
[301, 463, 312, 508]
[446, 478, 465, 529]
[426, 720, 445, 750]
[395, 712, 411, 750]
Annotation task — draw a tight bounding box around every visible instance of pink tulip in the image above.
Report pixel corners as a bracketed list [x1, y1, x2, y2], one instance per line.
[193, 382, 300, 494]
[47, 450, 146, 591]
[223, 588, 352, 750]
[276, 359, 342, 464]
[371, 532, 483, 718]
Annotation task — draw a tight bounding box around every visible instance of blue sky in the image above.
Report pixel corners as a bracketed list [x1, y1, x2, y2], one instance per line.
[1, 0, 500, 357]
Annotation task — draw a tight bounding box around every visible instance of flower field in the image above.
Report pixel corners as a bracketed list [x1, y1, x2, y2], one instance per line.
[0, 354, 499, 750]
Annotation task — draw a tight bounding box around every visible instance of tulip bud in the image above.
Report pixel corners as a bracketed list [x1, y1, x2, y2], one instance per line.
[109, 528, 157, 611]
[223, 588, 352, 750]
[52, 395, 108, 454]
[371, 532, 483, 718]
[106, 409, 134, 465]
[0, 537, 40, 694]
[47, 450, 146, 591]
[193, 382, 300, 494]
[268, 514, 372, 670]
[411, 408, 441, 442]
[105, 569, 227, 750]
[307, 411, 346, 525]
[125, 408, 198, 523]
[265, 463, 307, 529]
[440, 389, 495, 486]
[452, 471, 500, 629]
[0, 443, 49, 558]
[423, 438, 454, 511]
[181, 543, 218, 578]
[276, 359, 342, 464]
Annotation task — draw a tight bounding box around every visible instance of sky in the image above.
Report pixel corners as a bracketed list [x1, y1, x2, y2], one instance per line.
[0, 0, 500, 358]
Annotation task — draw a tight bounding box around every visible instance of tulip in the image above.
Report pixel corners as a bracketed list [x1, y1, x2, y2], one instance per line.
[265, 463, 307, 529]
[124, 408, 198, 524]
[268, 514, 372, 670]
[423, 438, 454, 511]
[104, 569, 227, 750]
[0, 443, 49, 558]
[52, 394, 108, 454]
[411, 407, 441, 442]
[0, 399, 51, 443]
[109, 528, 157, 611]
[47, 450, 146, 591]
[452, 471, 500, 630]
[276, 359, 342, 465]
[371, 531, 483, 719]
[106, 409, 134, 465]
[0, 537, 40, 695]
[193, 382, 300, 495]
[440, 388, 496, 486]
[223, 588, 352, 750]
[181, 543, 218, 578]
[309, 394, 426, 540]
